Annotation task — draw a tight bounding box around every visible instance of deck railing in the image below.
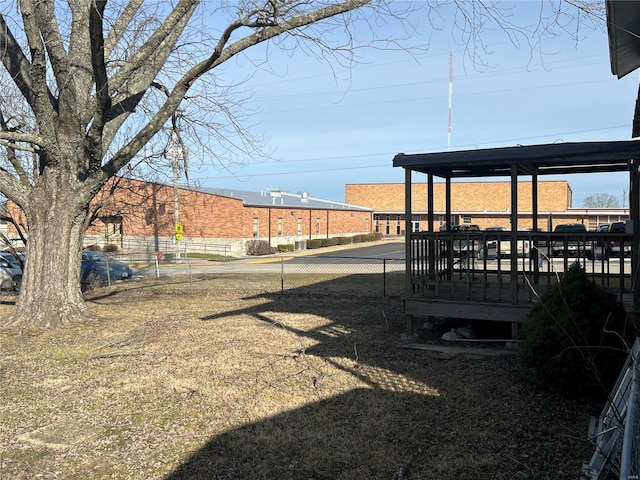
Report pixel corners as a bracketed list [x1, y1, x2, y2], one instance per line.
[408, 231, 634, 306]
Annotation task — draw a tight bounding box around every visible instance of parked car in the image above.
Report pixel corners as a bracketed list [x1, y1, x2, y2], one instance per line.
[0, 252, 23, 291]
[443, 224, 486, 258]
[607, 221, 631, 257]
[484, 226, 505, 250]
[483, 227, 532, 258]
[81, 250, 132, 290]
[551, 223, 592, 257]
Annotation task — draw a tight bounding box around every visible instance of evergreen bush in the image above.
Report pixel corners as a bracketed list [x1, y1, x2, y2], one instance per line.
[306, 239, 323, 249]
[277, 244, 294, 253]
[102, 244, 119, 253]
[519, 263, 636, 400]
[321, 237, 339, 247]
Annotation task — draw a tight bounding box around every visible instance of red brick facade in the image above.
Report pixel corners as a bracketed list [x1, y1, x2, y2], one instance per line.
[85, 179, 373, 254]
[345, 181, 629, 232]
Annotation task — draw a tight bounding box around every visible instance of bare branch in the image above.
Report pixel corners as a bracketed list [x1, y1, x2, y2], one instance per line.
[104, 0, 145, 59]
[0, 14, 35, 108]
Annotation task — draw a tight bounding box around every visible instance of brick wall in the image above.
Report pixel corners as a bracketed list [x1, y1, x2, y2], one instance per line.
[87, 178, 372, 247]
[345, 181, 571, 213]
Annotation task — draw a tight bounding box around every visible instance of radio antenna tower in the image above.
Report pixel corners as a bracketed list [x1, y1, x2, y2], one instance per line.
[448, 50, 453, 151]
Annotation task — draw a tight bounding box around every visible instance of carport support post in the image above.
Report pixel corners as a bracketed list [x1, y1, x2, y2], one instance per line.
[404, 168, 415, 335]
[510, 165, 519, 340]
[428, 174, 435, 275]
[631, 158, 640, 312]
[532, 173, 540, 283]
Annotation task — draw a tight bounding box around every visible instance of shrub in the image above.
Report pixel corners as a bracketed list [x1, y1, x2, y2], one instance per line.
[336, 237, 352, 245]
[519, 263, 636, 400]
[306, 239, 323, 249]
[368, 232, 383, 241]
[84, 244, 101, 251]
[351, 235, 362, 243]
[321, 237, 339, 248]
[102, 244, 119, 253]
[245, 240, 276, 256]
[277, 244, 294, 253]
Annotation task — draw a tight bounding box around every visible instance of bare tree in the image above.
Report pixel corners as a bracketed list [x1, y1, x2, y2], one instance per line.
[0, 0, 601, 329]
[583, 192, 621, 208]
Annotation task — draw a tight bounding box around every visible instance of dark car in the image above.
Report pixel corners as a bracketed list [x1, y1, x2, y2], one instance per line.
[444, 224, 485, 258]
[81, 250, 132, 290]
[607, 221, 631, 257]
[551, 223, 592, 257]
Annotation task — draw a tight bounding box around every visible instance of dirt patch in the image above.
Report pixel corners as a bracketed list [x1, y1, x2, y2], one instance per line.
[0, 274, 597, 479]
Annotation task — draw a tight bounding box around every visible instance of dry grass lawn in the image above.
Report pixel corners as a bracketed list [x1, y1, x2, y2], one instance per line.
[0, 273, 596, 479]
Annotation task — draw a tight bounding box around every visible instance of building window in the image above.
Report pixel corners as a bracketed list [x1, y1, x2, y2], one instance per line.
[278, 218, 283, 237]
[253, 218, 259, 238]
[439, 215, 445, 230]
[396, 216, 401, 235]
[316, 218, 321, 235]
[297, 218, 302, 236]
[385, 215, 390, 235]
[462, 216, 472, 224]
[374, 215, 380, 233]
[365, 218, 369, 233]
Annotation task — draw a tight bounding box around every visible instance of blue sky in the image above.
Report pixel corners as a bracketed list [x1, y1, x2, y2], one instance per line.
[187, 1, 638, 208]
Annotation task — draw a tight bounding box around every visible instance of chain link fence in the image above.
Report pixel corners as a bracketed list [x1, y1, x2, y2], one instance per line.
[263, 256, 406, 298]
[103, 252, 406, 299]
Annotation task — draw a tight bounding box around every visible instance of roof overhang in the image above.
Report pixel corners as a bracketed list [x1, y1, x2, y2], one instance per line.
[606, 0, 640, 137]
[607, 0, 640, 78]
[393, 140, 640, 179]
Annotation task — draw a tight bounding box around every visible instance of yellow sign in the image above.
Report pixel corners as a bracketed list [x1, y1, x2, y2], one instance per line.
[175, 233, 183, 240]
[175, 222, 183, 234]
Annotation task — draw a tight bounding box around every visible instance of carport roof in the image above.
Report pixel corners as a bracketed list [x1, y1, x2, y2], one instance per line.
[607, 0, 640, 79]
[392, 139, 640, 178]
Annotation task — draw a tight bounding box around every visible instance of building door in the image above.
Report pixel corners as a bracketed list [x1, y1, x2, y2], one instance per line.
[101, 216, 123, 247]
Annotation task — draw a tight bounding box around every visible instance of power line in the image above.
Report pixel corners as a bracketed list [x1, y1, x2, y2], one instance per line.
[192, 124, 631, 182]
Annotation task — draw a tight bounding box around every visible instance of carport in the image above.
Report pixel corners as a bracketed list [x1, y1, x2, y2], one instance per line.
[393, 139, 640, 336]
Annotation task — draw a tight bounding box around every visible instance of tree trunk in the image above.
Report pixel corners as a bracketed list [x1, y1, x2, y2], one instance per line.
[4, 175, 94, 329]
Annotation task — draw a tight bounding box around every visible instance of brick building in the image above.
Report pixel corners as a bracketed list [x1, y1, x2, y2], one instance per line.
[345, 181, 630, 234]
[82, 178, 373, 256]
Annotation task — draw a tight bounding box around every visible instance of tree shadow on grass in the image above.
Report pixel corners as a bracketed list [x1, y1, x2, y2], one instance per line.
[161, 277, 593, 480]
[165, 387, 443, 480]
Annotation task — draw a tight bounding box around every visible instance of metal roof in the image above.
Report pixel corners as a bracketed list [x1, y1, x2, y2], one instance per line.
[607, 0, 640, 79]
[606, 0, 640, 137]
[392, 140, 640, 178]
[196, 187, 372, 212]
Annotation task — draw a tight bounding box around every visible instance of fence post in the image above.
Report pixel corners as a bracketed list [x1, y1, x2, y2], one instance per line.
[281, 257, 284, 294]
[383, 258, 387, 297]
[106, 254, 111, 286]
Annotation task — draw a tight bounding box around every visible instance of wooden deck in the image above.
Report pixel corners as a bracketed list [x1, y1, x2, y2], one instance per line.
[404, 231, 637, 335]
